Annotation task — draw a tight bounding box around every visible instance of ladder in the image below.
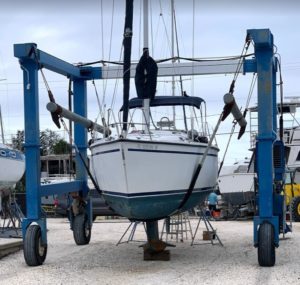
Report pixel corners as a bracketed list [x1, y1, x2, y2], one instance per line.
[161, 212, 193, 242]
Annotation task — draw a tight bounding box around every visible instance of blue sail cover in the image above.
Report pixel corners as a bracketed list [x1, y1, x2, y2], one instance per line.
[120, 96, 205, 111]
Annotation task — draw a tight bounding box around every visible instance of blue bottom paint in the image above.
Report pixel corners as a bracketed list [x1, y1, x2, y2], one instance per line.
[103, 188, 213, 220]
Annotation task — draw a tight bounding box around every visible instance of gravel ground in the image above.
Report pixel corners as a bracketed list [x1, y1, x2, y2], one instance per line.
[0, 217, 300, 285]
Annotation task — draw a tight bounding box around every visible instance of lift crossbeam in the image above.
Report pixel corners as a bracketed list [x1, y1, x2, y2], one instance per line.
[41, 181, 83, 197]
[14, 43, 257, 81]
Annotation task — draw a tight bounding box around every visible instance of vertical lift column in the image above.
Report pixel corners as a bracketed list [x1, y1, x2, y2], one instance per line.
[14, 44, 94, 266]
[246, 29, 285, 267]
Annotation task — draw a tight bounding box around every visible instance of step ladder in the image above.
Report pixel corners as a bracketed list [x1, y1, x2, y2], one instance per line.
[161, 212, 193, 242]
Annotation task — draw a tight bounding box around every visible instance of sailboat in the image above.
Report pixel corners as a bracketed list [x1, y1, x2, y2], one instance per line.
[89, 0, 219, 221]
[0, 106, 25, 198]
[90, 97, 219, 220]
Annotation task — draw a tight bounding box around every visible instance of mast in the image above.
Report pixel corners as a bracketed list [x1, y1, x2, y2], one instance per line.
[135, 0, 158, 133]
[0, 105, 4, 144]
[142, 0, 150, 133]
[122, 0, 134, 133]
[171, 0, 176, 127]
[143, 0, 149, 49]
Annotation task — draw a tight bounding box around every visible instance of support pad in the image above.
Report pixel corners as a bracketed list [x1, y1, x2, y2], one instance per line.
[143, 240, 170, 261]
[144, 220, 172, 261]
[144, 248, 170, 261]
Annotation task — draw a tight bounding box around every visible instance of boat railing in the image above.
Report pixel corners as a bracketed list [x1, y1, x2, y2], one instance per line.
[107, 108, 121, 137]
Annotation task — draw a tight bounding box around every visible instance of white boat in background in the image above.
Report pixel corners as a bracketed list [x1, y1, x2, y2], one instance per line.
[218, 157, 255, 206]
[218, 99, 300, 208]
[0, 143, 25, 197]
[90, 97, 219, 220]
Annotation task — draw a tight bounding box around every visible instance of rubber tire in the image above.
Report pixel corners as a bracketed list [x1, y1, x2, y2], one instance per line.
[23, 225, 47, 266]
[291, 196, 300, 222]
[258, 222, 275, 267]
[73, 214, 91, 245]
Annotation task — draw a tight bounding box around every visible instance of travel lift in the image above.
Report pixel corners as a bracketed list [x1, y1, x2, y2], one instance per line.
[14, 28, 286, 267]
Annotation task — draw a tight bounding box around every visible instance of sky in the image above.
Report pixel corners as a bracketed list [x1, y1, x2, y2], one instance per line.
[0, 0, 300, 164]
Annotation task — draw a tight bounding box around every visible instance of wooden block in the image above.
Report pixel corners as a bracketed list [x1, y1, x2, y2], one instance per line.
[143, 249, 170, 261]
[202, 230, 215, 240]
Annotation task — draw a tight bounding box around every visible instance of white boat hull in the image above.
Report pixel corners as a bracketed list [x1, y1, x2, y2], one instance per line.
[0, 147, 25, 193]
[91, 139, 218, 220]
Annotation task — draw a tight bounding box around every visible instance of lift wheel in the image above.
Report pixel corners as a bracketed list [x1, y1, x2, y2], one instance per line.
[258, 222, 275, 267]
[23, 225, 47, 266]
[73, 214, 91, 245]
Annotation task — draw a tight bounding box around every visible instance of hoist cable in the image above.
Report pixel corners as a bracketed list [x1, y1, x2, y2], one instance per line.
[29, 47, 61, 128]
[173, 7, 188, 132]
[218, 122, 237, 175]
[229, 37, 251, 94]
[60, 117, 102, 195]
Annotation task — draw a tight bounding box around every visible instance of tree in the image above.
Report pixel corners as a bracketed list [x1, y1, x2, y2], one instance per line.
[53, 139, 72, 154]
[39, 129, 61, 155]
[11, 130, 24, 151]
[11, 129, 63, 155]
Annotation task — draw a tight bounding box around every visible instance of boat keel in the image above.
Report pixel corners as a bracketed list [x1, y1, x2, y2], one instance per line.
[143, 221, 171, 261]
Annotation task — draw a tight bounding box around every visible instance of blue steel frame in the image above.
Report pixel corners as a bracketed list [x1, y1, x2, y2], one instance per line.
[13, 28, 282, 250]
[243, 29, 282, 247]
[14, 43, 101, 244]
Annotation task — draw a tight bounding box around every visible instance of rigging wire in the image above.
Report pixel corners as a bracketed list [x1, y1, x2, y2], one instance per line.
[109, 46, 124, 119]
[77, 53, 255, 67]
[228, 35, 251, 94]
[218, 122, 237, 175]
[158, 0, 173, 59]
[100, 0, 104, 71]
[93, 79, 103, 118]
[173, 4, 188, 131]
[138, 0, 142, 54]
[150, 0, 154, 55]
[92, 79, 108, 134]
[192, 0, 195, 98]
[218, 73, 257, 174]
[218, 37, 253, 173]
[59, 117, 102, 195]
[101, 0, 115, 122]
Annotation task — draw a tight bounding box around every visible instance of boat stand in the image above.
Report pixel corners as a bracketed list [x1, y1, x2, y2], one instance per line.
[191, 209, 223, 247]
[0, 195, 24, 238]
[116, 221, 146, 245]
